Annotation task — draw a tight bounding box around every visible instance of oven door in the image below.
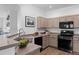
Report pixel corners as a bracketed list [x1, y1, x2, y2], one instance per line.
[58, 36, 72, 52]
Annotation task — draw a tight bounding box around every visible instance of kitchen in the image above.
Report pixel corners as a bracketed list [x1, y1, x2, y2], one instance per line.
[0, 4, 79, 55]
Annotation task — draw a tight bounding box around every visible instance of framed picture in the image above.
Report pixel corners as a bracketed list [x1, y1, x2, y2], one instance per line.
[25, 16, 35, 27]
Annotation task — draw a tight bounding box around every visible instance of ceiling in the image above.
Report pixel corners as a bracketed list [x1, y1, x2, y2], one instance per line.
[33, 4, 77, 11]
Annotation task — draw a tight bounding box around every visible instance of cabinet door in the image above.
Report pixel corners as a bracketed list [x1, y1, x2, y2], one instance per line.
[66, 16, 73, 22]
[73, 15, 79, 28]
[48, 18, 59, 28]
[37, 17, 41, 28]
[44, 19, 49, 28]
[42, 36, 49, 49]
[59, 17, 66, 22]
[37, 17, 46, 28]
[49, 36, 57, 48]
[47, 18, 53, 28]
[73, 37, 79, 52]
[53, 18, 59, 27]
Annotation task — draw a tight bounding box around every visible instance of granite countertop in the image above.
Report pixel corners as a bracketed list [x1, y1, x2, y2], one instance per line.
[1, 32, 79, 51]
[0, 33, 49, 50]
[74, 34, 79, 36]
[0, 36, 18, 50]
[0, 32, 59, 50]
[24, 34, 50, 38]
[73, 35, 79, 38]
[15, 43, 41, 55]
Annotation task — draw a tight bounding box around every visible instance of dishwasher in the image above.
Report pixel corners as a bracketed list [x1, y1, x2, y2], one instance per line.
[34, 37, 42, 51]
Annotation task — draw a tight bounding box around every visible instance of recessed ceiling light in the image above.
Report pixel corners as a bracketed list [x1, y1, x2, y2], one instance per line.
[49, 5, 52, 8]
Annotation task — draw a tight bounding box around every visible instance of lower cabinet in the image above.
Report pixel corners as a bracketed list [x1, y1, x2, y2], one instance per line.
[42, 36, 49, 49]
[49, 35, 58, 48]
[73, 37, 79, 52]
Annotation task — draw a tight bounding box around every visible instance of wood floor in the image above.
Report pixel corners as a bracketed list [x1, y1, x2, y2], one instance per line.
[40, 47, 72, 55]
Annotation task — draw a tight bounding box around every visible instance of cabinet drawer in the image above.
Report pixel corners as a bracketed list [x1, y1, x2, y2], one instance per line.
[73, 37, 79, 52]
[49, 37, 57, 40]
[42, 36, 49, 49]
[49, 37, 57, 47]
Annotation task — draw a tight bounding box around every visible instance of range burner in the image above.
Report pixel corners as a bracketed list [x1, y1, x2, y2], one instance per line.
[60, 30, 74, 36]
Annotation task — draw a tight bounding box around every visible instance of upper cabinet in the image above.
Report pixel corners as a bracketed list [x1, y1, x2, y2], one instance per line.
[59, 17, 66, 22]
[66, 16, 73, 22]
[73, 15, 79, 28]
[59, 16, 73, 22]
[37, 17, 48, 28]
[48, 18, 59, 28]
[59, 15, 79, 28]
[37, 14, 79, 28]
[37, 17, 59, 28]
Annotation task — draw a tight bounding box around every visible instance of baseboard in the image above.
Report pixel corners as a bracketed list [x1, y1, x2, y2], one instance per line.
[40, 46, 58, 52]
[48, 45, 58, 49]
[40, 46, 49, 52]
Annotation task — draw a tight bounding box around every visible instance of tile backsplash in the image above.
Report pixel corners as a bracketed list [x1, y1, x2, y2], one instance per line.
[37, 28, 79, 34]
[74, 28, 79, 34]
[48, 28, 79, 34]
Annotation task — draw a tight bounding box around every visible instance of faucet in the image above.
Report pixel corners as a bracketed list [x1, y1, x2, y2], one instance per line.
[18, 28, 25, 38]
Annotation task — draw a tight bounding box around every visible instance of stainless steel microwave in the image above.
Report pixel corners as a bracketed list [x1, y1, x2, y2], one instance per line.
[59, 21, 74, 29]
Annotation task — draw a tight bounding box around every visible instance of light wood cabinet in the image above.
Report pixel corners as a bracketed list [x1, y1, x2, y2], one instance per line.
[37, 14, 79, 28]
[37, 17, 48, 28]
[59, 15, 79, 28]
[48, 18, 59, 28]
[66, 16, 73, 21]
[42, 35, 49, 49]
[73, 15, 79, 28]
[37, 17, 59, 28]
[73, 37, 79, 52]
[45, 19, 52, 28]
[59, 16, 73, 22]
[49, 34, 58, 48]
[59, 17, 66, 22]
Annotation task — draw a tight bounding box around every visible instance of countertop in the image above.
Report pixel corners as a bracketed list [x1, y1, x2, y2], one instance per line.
[0, 36, 18, 50]
[0, 33, 49, 50]
[15, 43, 41, 55]
[21, 32, 59, 38]
[1, 31, 79, 51]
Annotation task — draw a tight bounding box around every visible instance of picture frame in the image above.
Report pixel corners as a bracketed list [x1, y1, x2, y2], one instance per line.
[25, 16, 35, 27]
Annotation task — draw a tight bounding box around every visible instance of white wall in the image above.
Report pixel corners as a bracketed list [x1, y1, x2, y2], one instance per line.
[17, 4, 45, 34]
[17, 5, 79, 34]
[46, 5, 79, 34]
[0, 5, 9, 29]
[6, 5, 19, 35]
[1, 4, 79, 35]
[0, 5, 19, 35]
[46, 5, 79, 18]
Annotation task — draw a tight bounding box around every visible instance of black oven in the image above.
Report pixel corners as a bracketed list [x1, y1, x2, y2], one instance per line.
[58, 30, 74, 52]
[59, 21, 74, 29]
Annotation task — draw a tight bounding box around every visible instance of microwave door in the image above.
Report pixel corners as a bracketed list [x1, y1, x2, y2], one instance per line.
[59, 21, 74, 29]
[66, 25, 69, 29]
[60, 23, 64, 28]
[70, 24, 74, 29]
